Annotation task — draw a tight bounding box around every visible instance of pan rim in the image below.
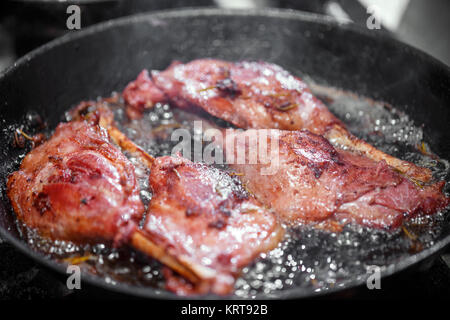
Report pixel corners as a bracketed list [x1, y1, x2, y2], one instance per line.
[5, 0, 119, 4]
[0, 7, 449, 300]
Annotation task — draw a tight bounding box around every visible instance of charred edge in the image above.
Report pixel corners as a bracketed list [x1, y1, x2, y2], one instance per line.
[218, 202, 232, 217]
[185, 208, 199, 218]
[33, 192, 52, 216]
[215, 78, 241, 98]
[208, 219, 227, 229]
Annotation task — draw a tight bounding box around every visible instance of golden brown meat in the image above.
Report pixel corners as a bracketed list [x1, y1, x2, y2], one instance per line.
[123, 59, 431, 182]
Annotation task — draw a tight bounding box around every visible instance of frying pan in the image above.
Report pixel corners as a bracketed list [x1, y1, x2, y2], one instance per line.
[1, 0, 213, 56]
[0, 8, 449, 299]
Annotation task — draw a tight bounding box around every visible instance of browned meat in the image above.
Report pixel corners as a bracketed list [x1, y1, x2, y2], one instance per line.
[8, 102, 282, 295]
[7, 120, 144, 243]
[68, 102, 284, 295]
[133, 155, 283, 295]
[70, 101, 155, 168]
[123, 69, 166, 120]
[123, 59, 431, 182]
[216, 129, 449, 230]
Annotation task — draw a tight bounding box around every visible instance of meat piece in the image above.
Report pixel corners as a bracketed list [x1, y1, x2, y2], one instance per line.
[8, 103, 282, 295]
[70, 101, 155, 168]
[153, 60, 342, 132]
[123, 69, 165, 119]
[7, 120, 144, 243]
[70, 101, 282, 294]
[132, 155, 283, 295]
[123, 59, 431, 182]
[216, 129, 448, 229]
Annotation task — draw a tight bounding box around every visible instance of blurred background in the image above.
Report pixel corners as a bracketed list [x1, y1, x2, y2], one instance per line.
[0, 0, 449, 299]
[0, 0, 449, 72]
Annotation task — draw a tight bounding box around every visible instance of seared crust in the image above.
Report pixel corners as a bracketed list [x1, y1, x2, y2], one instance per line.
[220, 129, 449, 229]
[7, 121, 144, 243]
[124, 59, 432, 182]
[140, 155, 283, 295]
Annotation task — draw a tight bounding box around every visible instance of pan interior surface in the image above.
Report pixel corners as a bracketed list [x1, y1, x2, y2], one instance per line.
[0, 8, 449, 299]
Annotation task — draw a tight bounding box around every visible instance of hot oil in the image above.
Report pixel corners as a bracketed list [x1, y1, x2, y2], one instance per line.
[233, 85, 450, 298]
[6, 85, 450, 298]
[17, 221, 166, 289]
[311, 84, 450, 182]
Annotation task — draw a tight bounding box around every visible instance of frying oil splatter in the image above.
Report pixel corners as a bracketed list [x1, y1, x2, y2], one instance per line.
[6, 85, 450, 298]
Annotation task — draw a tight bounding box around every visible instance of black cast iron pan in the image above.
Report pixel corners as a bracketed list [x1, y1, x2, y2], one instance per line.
[0, 0, 214, 56]
[0, 8, 449, 299]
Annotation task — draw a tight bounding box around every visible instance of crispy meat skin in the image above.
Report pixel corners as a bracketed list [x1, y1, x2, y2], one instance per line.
[219, 129, 449, 229]
[123, 59, 431, 182]
[7, 121, 144, 243]
[142, 156, 283, 295]
[154, 60, 343, 132]
[123, 69, 166, 119]
[125, 60, 340, 132]
[68, 102, 282, 294]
